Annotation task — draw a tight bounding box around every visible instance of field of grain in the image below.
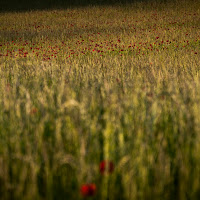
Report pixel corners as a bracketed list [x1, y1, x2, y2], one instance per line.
[0, 0, 200, 199]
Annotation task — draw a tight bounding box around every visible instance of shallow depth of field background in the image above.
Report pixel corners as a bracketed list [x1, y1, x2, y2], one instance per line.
[0, 0, 200, 199]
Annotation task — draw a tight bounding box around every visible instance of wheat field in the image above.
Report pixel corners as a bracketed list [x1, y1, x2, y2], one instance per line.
[0, 0, 200, 199]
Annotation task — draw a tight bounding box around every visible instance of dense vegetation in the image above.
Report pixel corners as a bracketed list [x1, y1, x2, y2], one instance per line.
[1, 0, 173, 12]
[0, 0, 200, 199]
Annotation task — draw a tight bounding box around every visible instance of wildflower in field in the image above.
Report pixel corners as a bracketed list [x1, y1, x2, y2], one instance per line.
[80, 183, 96, 197]
[5, 83, 11, 92]
[30, 108, 38, 115]
[99, 160, 114, 174]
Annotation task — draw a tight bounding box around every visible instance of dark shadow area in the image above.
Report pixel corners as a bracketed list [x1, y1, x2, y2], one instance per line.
[0, 0, 167, 13]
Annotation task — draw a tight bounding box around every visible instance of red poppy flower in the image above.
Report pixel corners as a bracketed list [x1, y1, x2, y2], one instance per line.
[99, 160, 114, 174]
[80, 183, 96, 197]
[30, 108, 37, 115]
